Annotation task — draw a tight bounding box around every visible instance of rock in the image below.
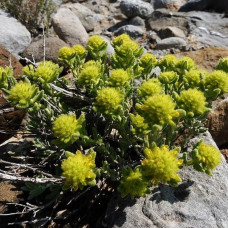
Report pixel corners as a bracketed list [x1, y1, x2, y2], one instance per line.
[100, 36, 115, 56]
[156, 37, 187, 49]
[129, 16, 145, 27]
[106, 132, 228, 228]
[0, 9, 31, 57]
[52, 0, 63, 7]
[148, 9, 189, 34]
[120, 0, 154, 19]
[207, 98, 228, 147]
[21, 37, 68, 63]
[0, 45, 23, 77]
[114, 25, 145, 38]
[179, 0, 228, 13]
[154, 0, 187, 10]
[158, 26, 186, 39]
[52, 7, 88, 46]
[63, 3, 104, 32]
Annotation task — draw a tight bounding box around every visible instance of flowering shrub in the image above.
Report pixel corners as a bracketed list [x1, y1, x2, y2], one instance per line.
[3, 34, 226, 202]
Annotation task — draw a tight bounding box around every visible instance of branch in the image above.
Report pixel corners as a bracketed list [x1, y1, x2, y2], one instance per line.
[0, 172, 64, 184]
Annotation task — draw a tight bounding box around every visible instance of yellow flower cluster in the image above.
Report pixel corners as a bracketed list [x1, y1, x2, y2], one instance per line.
[191, 141, 221, 176]
[178, 89, 207, 116]
[184, 70, 202, 87]
[78, 62, 102, 85]
[112, 34, 131, 47]
[139, 53, 157, 68]
[204, 70, 228, 94]
[141, 145, 182, 186]
[216, 56, 228, 73]
[177, 56, 195, 71]
[58, 46, 75, 60]
[7, 80, 41, 109]
[62, 150, 96, 190]
[52, 113, 85, 145]
[139, 94, 179, 127]
[118, 168, 149, 199]
[130, 114, 149, 134]
[158, 54, 177, 71]
[138, 78, 162, 98]
[108, 69, 130, 87]
[158, 71, 178, 84]
[94, 87, 123, 115]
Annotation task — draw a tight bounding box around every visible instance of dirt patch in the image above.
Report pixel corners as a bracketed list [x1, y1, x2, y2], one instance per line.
[175, 46, 228, 71]
[0, 181, 21, 213]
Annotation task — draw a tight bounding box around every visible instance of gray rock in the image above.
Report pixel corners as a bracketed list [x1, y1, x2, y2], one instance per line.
[156, 37, 187, 49]
[52, 0, 63, 7]
[179, 0, 228, 13]
[63, 3, 104, 32]
[52, 7, 88, 46]
[129, 16, 145, 27]
[158, 26, 186, 38]
[154, 0, 187, 10]
[21, 37, 68, 63]
[148, 9, 189, 34]
[120, 0, 154, 18]
[114, 25, 145, 38]
[100, 36, 115, 56]
[0, 9, 31, 56]
[106, 132, 228, 228]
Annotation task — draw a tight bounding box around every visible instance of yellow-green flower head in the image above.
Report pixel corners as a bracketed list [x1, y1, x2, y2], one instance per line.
[7, 80, 39, 109]
[112, 34, 131, 47]
[216, 57, 228, 73]
[139, 94, 179, 126]
[87, 35, 107, 59]
[33, 61, 62, 83]
[158, 71, 178, 84]
[62, 150, 96, 190]
[108, 69, 130, 87]
[58, 46, 74, 60]
[52, 113, 85, 145]
[138, 78, 163, 98]
[192, 140, 221, 176]
[139, 53, 157, 68]
[118, 168, 149, 199]
[116, 40, 144, 58]
[78, 64, 101, 85]
[158, 54, 177, 71]
[72, 44, 87, 59]
[178, 89, 207, 115]
[23, 64, 34, 77]
[184, 70, 202, 87]
[176, 56, 195, 71]
[0, 67, 9, 88]
[204, 70, 228, 93]
[130, 114, 149, 134]
[94, 87, 123, 115]
[141, 145, 182, 186]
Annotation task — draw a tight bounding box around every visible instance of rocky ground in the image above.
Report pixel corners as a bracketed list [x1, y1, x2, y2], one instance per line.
[0, 0, 228, 227]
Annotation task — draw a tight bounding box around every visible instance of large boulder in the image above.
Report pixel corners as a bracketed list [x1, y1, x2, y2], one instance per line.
[179, 0, 228, 13]
[52, 7, 88, 46]
[120, 0, 154, 18]
[63, 3, 104, 32]
[155, 37, 187, 49]
[21, 36, 68, 63]
[154, 0, 187, 10]
[207, 98, 228, 147]
[106, 132, 228, 228]
[0, 9, 31, 57]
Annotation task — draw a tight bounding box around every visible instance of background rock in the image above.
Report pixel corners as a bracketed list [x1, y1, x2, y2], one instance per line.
[0, 9, 31, 57]
[114, 25, 145, 38]
[21, 36, 68, 63]
[155, 37, 187, 49]
[158, 26, 186, 39]
[120, 0, 154, 18]
[207, 98, 228, 148]
[0, 45, 23, 77]
[63, 3, 104, 32]
[106, 132, 228, 228]
[154, 0, 187, 10]
[52, 7, 88, 46]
